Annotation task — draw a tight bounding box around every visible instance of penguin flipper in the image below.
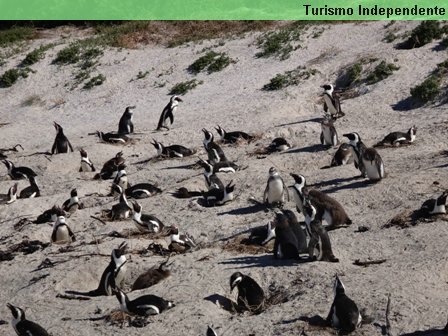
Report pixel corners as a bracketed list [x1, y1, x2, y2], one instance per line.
[68, 227, 76, 242]
[130, 123, 134, 133]
[68, 140, 74, 153]
[320, 132, 325, 145]
[323, 101, 328, 112]
[51, 141, 57, 155]
[168, 111, 174, 125]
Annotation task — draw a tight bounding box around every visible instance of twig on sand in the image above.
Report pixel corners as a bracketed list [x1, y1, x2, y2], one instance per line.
[56, 293, 91, 301]
[385, 293, 393, 336]
[90, 215, 107, 225]
[353, 259, 387, 267]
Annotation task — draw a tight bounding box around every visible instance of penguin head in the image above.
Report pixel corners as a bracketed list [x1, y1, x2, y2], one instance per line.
[321, 84, 334, 93]
[269, 137, 290, 151]
[55, 215, 66, 225]
[51, 205, 66, 222]
[198, 158, 213, 172]
[111, 183, 123, 198]
[70, 188, 77, 198]
[113, 287, 129, 310]
[115, 151, 124, 159]
[207, 325, 218, 336]
[202, 128, 214, 144]
[7, 303, 25, 322]
[168, 226, 179, 236]
[79, 148, 88, 158]
[171, 95, 183, 103]
[343, 132, 361, 146]
[289, 173, 306, 188]
[274, 211, 288, 229]
[437, 190, 448, 206]
[131, 201, 142, 214]
[230, 272, 244, 291]
[2, 159, 13, 170]
[151, 139, 163, 155]
[303, 198, 316, 221]
[125, 105, 136, 114]
[333, 275, 346, 296]
[268, 167, 278, 176]
[6, 183, 18, 204]
[165, 300, 175, 310]
[215, 125, 225, 139]
[53, 121, 63, 132]
[225, 180, 235, 195]
[113, 241, 128, 259]
[96, 131, 104, 139]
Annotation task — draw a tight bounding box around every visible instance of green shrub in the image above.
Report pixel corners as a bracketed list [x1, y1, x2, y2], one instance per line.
[0, 27, 33, 48]
[383, 32, 397, 43]
[0, 67, 32, 87]
[398, 21, 445, 49]
[169, 79, 202, 95]
[263, 67, 318, 91]
[346, 63, 363, 86]
[21, 44, 54, 66]
[410, 75, 441, 102]
[207, 53, 233, 73]
[188, 51, 234, 74]
[83, 74, 106, 89]
[53, 44, 81, 64]
[366, 61, 400, 85]
[256, 23, 305, 60]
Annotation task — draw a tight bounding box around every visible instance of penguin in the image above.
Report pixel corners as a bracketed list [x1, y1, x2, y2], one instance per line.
[330, 143, 353, 167]
[210, 160, 239, 173]
[96, 131, 129, 145]
[283, 209, 308, 253]
[322, 84, 344, 119]
[374, 125, 417, 147]
[131, 258, 171, 291]
[131, 201, 165, 233]
[7, 177, 41, 203]
[6, 183, 18, 204]
[94, 151, 125, 180]
[272, 211, 301, 260]
[79, 148, 96, 172]
[2, 159, 37, 180]
[361, 147, 385, 181]
[34, 205, 66, 224]
[112, 164, 129, 193]
[202, 128, 228, 164]
[51, 122, 74, 154]
[51, 216, 76, 243]
[303, 198, 339, 262]
[343, 132, 367, 177]
[326, 275, 362, 333]
[109, 185, 132, 220]
[157, 95, 183, 131]
[215, 125, 254, 144]
[320, 117, 338, 147]
[125, 182, 162, 199]
[114, 288, 175, 316]
[290, 173, 352, 230]
[206, 325, 218, 336]
[203, 180, 235, 206]
[230, 272, 265, 313]
[118, 105, 136, 134]
[62, 188, 79, 214]
[267, 137, 291, 152]
[7, 303, 49, 336]
[247, 221, 276, 245]
[168, 226, 196, 252]
[151, 139, 196, 158]
[420, 190, 447, 215]
[65, 242, 127, 297]
[199, 159, 224, 190]
[264, 167, 289, 207]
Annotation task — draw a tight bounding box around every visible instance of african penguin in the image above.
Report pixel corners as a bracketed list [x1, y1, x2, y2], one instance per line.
[151, 139, 196, 158]
[51, 122, 74, 154]
[118, 105, 136, 134]
[94, 151, 125, 180]
[131, 201, 165, 233]
[272, 211, 302, 260]
[215, 125, 254, 144]
[202, 128, 228, 164]
[125, 182, 162, 199]
[168, 226, 196, 252]
[320, 117, 338, 147]
[230, 272, 265, 313]
[51, 216, 76, 243]
[109, 185, 132, 220]
[362, 147, 385, 181]
[112, 164, 129, 192]
[131, 258, 171, 291]
[79, 148, 96, 172]
[267, 137, 290, 152]
[7, 303, 49, 336]
[374, 125, 417, 147]
[330, 143, 353, 167]
[322, 84, 344, 119]
[34, 205, 66, 224]
[62, 188, 79, 214]
[343, 132, 367, 177]
[207, 325, 218, 336]
[65, 242, 127, 297]
[96, 131, 129, 145]
[6, 183, 18, 204]
[203, 180, 235, 206]
[283, 209, 308, 254]
[157, 95, 183, 131]
[303, 198, 339, 262]
[114, 288, 175, 316]
[326, 275, 362, 333]
[420, 190, 447, 215]
[7, 177, 41, 203]
[289, 173, 306, 214]
[2, 159, 37, 180]
[264, 167, 289, 207]
[199, 159, 224, 190]
[247, 221, 277, 246]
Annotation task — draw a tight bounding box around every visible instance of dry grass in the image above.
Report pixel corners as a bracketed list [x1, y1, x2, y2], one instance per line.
[220, 235, 273, 255]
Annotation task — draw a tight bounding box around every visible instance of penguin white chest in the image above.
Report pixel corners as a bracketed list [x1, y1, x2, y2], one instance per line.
[291, 190, 304, 213]
[363, 158, 384, 181]
[267, 179, 284, 203]
[324, 95, 337, 114]
[55, 225, 70, 242]
[322, 127, 337, 146]
[81, 160, 93, 172]
[332, 306, 340, 327]
[431, 204, 446, 214]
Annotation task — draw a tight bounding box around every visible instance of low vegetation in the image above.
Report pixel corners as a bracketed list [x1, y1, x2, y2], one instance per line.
[0, 27, 34, 48]
[83, 74, 106, 90]
[263, 66, 318, 91]
[338, 58, 398, 88]
[409, 59, 448, 103]
[0, 67, 33, 88]
[188, 51, 235, 74]
[21, 43, 55, 66]
[397, 21, 448, 49]
[365, 61, 400, 85]
[169, 79, 202, 95]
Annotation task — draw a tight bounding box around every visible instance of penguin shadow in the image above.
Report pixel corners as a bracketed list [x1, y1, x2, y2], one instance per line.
[161, 162, 201, 170]
[321, 178, 375, 194]
[282, 144, 327, 154]
[310, 176, 358, 189]
[217, 203, 267, 216]
[400, 327, 448, 336]
[274, 117, 323, 127]
[219, 254, 308, 269]
[392, 97, 424, 111]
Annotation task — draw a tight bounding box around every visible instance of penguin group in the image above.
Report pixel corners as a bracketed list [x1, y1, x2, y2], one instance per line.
[2, 39, 445, 336]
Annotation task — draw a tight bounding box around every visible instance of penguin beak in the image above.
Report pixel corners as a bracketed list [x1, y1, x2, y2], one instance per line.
[176, 97, 183, 102]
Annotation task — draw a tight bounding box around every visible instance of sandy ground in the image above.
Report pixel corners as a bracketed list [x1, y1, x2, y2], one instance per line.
[0, 21, 447, 336]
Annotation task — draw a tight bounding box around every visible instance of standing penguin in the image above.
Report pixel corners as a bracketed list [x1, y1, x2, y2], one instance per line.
[272, 211, 301, 260]
[51, 122, 73, 154]
[326, 275, 362, 333]
[118, 106, 136, 134]
[202, 128, 228, 164]
[51, 216, 76, 243]
[79, 148, 96, 172]
[264, 167, 289, 207]
[320, 117, 338, 147]
[322, 84, 344, 119]
[7, 303, 49, 336]
[330, 143, 353, 167]
[343, 132, 367, 177]
[66, 242, 127, 297]
[230, 272, 265, 313]
[157, 95, 183, 130]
